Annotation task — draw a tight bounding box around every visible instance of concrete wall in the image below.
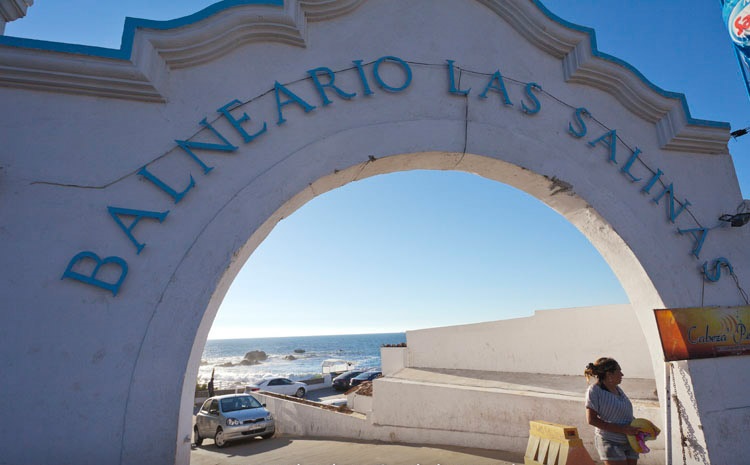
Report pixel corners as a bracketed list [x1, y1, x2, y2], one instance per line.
[256, 374, 661, 464]
[373, 376, 662, 465]
[381, 346, 408, 376]
[406, 304, 654, 379]
[1, 1, 749, 464]
[0, 0, 34, 35]
[375, 311, 661, 462]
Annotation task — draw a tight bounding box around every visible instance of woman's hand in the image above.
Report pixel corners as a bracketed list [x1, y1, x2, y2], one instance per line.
[620, 424, 641, 436]
[587, 409, 642, 436]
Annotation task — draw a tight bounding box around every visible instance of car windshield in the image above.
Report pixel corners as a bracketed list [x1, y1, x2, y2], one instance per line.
[220, 396, 262, 413]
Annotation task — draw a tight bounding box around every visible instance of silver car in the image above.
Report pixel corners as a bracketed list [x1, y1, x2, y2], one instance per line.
[194, 394, 275, 448]
[246, 377, 307, 398]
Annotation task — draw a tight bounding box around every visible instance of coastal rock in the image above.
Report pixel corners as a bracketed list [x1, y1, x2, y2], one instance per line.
[283, 355, 297, 361]
[218, 362, 234, 367]
[243, 350, 267, 365]
[293, 349, 305, 354]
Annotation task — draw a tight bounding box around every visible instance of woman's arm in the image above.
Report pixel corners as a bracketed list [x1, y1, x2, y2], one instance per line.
[586, 407, 640, 435]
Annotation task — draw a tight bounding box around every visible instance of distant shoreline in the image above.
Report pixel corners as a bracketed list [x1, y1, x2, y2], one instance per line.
[206, 331, 407, 342]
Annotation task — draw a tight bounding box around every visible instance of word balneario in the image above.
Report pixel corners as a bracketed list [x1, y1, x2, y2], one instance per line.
[61, 55, 733, 296]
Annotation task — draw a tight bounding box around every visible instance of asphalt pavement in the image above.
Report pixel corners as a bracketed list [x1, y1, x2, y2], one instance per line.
[189, 436, 523, 465]
[190, 387, 523, 465]
[306, 386, 348, 403]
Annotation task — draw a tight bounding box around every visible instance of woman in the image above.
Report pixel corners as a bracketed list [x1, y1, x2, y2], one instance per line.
[584, 357, 642, 465]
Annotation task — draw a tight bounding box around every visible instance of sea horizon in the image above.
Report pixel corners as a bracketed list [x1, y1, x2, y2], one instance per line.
[206, 329, 408, 342]
[198, 332, 406, 389]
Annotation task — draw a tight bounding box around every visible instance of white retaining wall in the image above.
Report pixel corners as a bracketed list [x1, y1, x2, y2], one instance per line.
[256, 376, 661, 464]
[404, 304, 654, 379]
[263, 308, 661, 463]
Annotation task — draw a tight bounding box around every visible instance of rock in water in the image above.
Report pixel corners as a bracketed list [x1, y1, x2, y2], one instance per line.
[243, 350, 268, 365]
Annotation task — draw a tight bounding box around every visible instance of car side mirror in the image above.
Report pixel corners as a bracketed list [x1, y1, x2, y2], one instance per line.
[262, 403, 267, 407]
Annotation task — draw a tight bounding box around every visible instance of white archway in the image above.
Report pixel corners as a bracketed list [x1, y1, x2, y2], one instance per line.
[2, 1, 748, 464]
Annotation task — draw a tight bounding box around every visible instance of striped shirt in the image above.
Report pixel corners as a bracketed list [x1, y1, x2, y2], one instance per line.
[585, 383, 634, 443]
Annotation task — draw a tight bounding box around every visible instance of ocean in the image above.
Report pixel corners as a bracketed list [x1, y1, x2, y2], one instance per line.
[197, 332, 406, 389]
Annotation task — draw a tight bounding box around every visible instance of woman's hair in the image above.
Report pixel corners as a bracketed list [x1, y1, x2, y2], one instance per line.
[584, 357, 620, 383]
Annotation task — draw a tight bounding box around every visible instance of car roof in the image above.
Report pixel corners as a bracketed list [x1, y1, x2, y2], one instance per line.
[208, 393, 255, 401]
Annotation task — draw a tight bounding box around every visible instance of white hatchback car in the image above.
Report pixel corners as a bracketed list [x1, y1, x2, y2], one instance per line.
[194, 394, 275, 448]
[246, 377, 307, 398]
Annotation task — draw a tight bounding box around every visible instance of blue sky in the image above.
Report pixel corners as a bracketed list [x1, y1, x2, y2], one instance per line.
[6, 1, 750, 339]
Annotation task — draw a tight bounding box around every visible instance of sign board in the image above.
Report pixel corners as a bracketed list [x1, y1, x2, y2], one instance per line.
[723, 0, 750, 99]
[654, 306, 750, 361]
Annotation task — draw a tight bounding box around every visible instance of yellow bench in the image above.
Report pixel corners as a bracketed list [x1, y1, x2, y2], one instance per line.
[525, 420, 595, 465]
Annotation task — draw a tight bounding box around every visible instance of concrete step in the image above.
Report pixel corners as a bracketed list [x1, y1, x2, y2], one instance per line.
[387, 367, 659, 403]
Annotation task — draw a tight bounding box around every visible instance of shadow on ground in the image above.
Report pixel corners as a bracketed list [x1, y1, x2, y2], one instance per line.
[190, 436, 524, 465]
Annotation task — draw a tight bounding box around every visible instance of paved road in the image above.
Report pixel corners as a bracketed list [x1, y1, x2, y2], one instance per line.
[190, 436, 523, 465]
[191, 388, 524, 464]
[306, 386, 347, 402]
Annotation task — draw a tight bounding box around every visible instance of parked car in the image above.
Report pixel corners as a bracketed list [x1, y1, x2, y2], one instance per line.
[194, 394, 275, 448]
[332, 370, 363, 391]
[320, 398, 348, 408]
[246, 377, 307, 398]
[349, 369, 382, 387]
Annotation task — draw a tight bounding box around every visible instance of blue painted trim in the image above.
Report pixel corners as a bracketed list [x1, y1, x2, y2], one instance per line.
[0, 0, 732, 131]
[0, 0, 283, 60]
[533, 0, 731, 130]
[0, 34, 128, 59]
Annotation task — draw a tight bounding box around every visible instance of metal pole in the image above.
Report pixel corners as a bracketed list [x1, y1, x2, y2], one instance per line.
[665, 362, 672, 465]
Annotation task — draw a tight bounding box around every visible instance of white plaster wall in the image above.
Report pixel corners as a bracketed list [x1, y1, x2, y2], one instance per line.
[348, 392, 373, 415]
[373, 376, 662, 465]
[0, 1, 748, 464]
[380, 346, 408, 376]
[406, 304, 654, 378]
[256, 378, 661, 464]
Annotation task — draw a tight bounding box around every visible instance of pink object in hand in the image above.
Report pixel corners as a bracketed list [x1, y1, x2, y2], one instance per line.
[635, 432, 651, 453]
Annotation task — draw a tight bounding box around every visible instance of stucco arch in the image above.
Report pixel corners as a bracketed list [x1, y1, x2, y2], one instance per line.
[157, 150, 667, 464]
[2, 1, 749, 464]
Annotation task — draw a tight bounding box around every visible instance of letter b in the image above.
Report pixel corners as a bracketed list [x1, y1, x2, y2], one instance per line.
[62, 251, 128, 296]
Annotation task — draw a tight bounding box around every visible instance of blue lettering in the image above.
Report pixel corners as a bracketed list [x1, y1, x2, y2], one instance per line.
[588, 129, 618, 164]
[521, 82, 542, 115]
[703, 257, 733, 282]
[61, 251, 128, 296]
[678, 227, 711, 258]
[652, 184, 691, 223]
[447, 60, 470, 96]
[568, 107, 591, 138]
[274, 81, 316, 125]
[175, 118, 238, 174]
[641, 169, 664, 195]
[478, 70, 513, 105]
[372, 56, 412, 92]
[620, 147, 643, 183]
[137, 166, 195, 204]
[307, 66, 357, 105]
[352, 60, 374, 96]
[216, 99, 267, 143]
[108, 206, 169, 254]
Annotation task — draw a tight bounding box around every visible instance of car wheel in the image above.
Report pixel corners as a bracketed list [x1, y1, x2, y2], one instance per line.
[193, 425, 203, 446]
[295, 387, 305, 398]
[214, 427, 227, 448]
[260, 432, 274, 439]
